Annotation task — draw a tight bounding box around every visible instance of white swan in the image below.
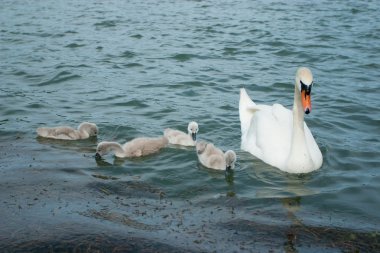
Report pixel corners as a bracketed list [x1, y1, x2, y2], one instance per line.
[239, 67, 323, 173]
[196, 140, 237, 170]
[95, 136, 168, 158]
[164, 121, 199, 146]
[36, 122, 98, 140]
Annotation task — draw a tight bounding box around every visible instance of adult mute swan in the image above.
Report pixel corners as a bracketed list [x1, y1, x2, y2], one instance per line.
[36, 122, 98, 140]
[95, 136, 168, 158]
[196, 140, 237, 170]
[164, 121, 199, 146]
[239, 67, 322, 173]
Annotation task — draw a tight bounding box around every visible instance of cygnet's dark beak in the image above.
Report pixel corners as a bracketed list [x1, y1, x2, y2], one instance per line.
[191, 133, 196, 141]
[95, 152, 102, 160]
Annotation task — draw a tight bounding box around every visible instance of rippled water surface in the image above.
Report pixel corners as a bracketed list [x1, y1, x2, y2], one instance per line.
[1, 0, 380, 252]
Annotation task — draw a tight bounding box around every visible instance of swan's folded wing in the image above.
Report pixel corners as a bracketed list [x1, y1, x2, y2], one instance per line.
[239, 88, 260, 137]
[37, 126, 78, 140]
[164, 128, 183, 138]
[272, 103, 291, 124]
[304, 123, 323, 169]
[52, 127, 80, 140]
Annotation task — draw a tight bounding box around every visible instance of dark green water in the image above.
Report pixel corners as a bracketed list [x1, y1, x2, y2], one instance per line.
[1, 0, 379, 252]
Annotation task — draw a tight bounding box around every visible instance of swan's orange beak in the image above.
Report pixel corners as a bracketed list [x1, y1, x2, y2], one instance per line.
[301, 90, 311, 114]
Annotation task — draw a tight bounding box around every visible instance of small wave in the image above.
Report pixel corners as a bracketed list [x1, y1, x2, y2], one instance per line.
[6, 69, 43, 80]
[90, 94, 125, 102]
[52, 33, 65, 38]
[20, 31, 53, 38]
[4, 109, 27, 116]
[10, 70, 28, 76]
[65, 43, 86, 48]
[177, 89, 200, 97]
[272, 82, 289, 89]
[171, 53, 196, 62]
[26, 103, 45, 109]
[94, 20, 117, 28]
[123, 63, 143, 68]
[228, 74, 252, 81]
[222, 47, 238, 56]
[32, 71, 81, 86]
[0, 119, 9, 125]
[263, 41, 287, 47]
[359, 31, 380, 40]
[273, 49, 293, 57]
[65, 30, 77, 34]
[170, 53, 209, 62]
[249, 29, 272, 38]
[359, 63, 380, 70]
[130, 34, 143, 39]
[313, 34, 337, 41]
[55, 64, 90, 69]
[149, 107, 177, 120]
[112, 100, 149, 108]
[120, 50, 136, 58]
[176, 81, 207, 87]
[351, 8, 361, 14]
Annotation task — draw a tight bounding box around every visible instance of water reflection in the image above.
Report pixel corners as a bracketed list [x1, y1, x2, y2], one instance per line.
[253, 171, 316, 199]
[224, 168, 234, 184]
[250, 166, 317, 253]
[95, 156, 126, 167]
[281, 196, 302, 253]
[225, 168, 235, 197]
[36, 136, 98, 153]
[280, 174, 317, 253]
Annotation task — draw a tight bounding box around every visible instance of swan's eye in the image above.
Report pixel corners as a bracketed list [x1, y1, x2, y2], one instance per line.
[300, 80, 312, 95]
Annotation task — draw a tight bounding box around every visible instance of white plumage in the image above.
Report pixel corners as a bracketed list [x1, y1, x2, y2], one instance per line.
[239, 67, 323, 173]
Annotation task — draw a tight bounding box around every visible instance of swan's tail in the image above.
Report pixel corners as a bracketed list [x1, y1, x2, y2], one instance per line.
[36, 127, 51, 137]
[239, 88, 259, 137]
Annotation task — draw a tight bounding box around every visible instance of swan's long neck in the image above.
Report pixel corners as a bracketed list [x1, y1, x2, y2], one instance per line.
[105, 142, 126, 157]
[78, 125, 90, 139]
[287, 84, 313, 172]
[292, 85, 305, 132]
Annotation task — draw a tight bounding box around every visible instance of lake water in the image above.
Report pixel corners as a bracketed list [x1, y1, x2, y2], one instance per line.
[1, 0, 379, 252]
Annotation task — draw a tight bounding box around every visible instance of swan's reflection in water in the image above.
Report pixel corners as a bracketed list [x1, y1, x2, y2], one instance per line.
[36, 136, 98, 153]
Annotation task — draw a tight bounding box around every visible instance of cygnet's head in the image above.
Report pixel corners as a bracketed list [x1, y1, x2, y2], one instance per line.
[295, 67, 313, 115]
[224, 150, 237, 170]
[187, 121, 199, 141]
[95, 141, 109, 159]
[196, 140, 208, 155]
[80, 122, 98, 136]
